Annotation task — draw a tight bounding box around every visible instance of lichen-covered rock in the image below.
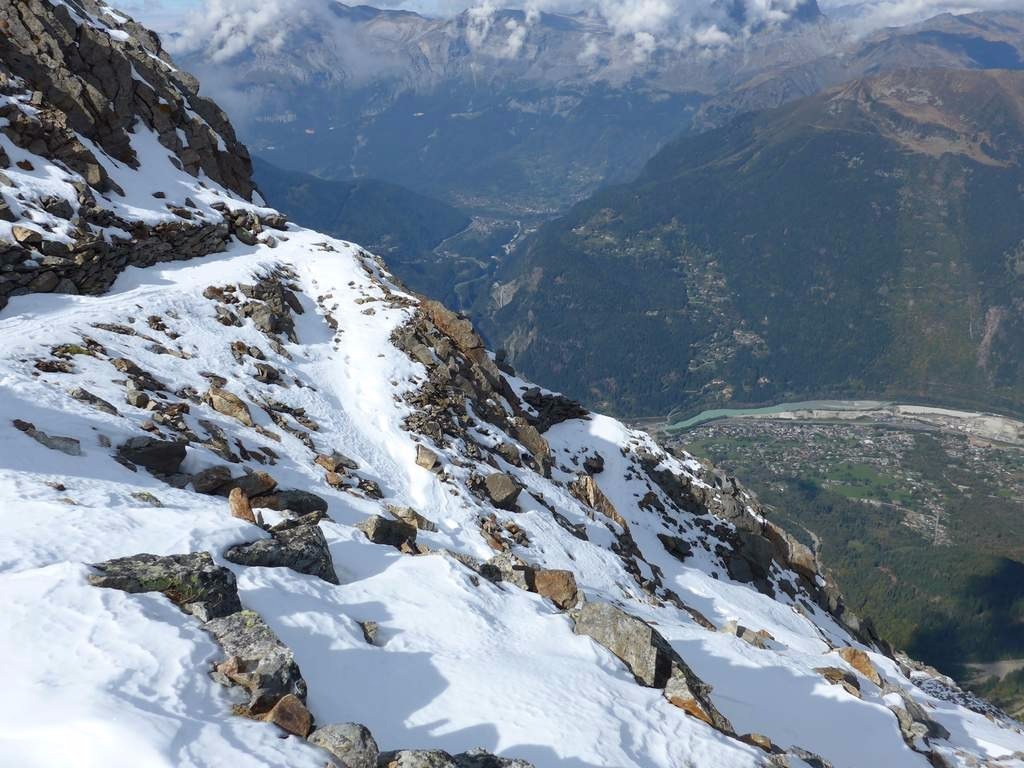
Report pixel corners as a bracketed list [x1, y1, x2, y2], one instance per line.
[309, 723, 379, 768]
[88, 551, 241, 621]
[225, 524, 339, 584]
[206, 609, 306, 713]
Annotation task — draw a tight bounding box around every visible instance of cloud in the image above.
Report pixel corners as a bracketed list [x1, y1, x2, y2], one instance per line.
[817, 0, 1023, 34]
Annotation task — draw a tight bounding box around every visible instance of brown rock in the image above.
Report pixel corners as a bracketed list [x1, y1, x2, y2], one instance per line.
[207, 387, 253, 426]
[483, 473, 521, 510]
[229, 488, 256, 524]
[837, 647, 883, 687]
[740, 733, 774, 753]
[569, 474, 628, 529]
[415, 444, 441, 472]
[263, 693, 311, 737]
[815, 666, 862, 698]
[533, 569, 578, 610]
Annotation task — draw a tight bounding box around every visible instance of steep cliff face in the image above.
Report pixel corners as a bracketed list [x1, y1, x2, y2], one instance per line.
[1, 4, 1024, 768]
[0, 0, 265, 309]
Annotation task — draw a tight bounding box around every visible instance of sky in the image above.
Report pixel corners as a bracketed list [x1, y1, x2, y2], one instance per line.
[118, 0, 1022, 37]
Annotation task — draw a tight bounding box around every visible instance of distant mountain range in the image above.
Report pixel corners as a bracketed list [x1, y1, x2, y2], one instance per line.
[178, 5, 1024, 218]
[479, 67, 1024, 417]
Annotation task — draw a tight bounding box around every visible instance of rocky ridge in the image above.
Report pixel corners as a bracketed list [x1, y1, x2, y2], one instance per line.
[0, 3, 1023, 768]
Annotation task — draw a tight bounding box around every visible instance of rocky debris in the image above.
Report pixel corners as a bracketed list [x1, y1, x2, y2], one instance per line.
[206, 387, 254, 427]
[309, 723, 379, 768]
[836, 647, 883, 687]
[315, 451, 359, 473]
[569, 475, 628, 529]
[495, 442, 521, 466]
[721, 620, 774, 650]
[225, 524, 339, 584]
[207, 609, 306, 713]
[125, 383, 150, 409]
[520, 386, 589, 432]
[483, 473, 521, 510]
[88, 552, 241, 622]
[532, 569, 579, 610]
[508, 418, 552, 476]
[378, 751, 534, 768]
[479, 551, 536, 590]
[116, 436, 186, 474]
[571, 601, 732, 733]
[12, 418, 81, 455]
[359, 620, 380, 645]
[222, 471, 278, 497]
[357, 515, 417, 550]
[228, 488, 257, 524]
[815, 667, 862, 698]
[415, 444, 441, 472]
[250, 489, 328, 516]
[886, 688, 951, 746]
[388, 505, 438, 532]
[193, 465, 234, 494]
[740, 733, 775, 753]
[69, 387, 118, 415]
[583, 453, 605, 475]
[262, 693, 312, 737]
[657, 534, 693, 562]
[111, 357, 165, 391]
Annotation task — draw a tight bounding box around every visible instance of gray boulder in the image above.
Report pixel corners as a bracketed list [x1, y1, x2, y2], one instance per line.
[117, 436, 187, 474]
[484, 473, 521, 510]
[225, 524, 339, 584]
[378, 752, 456, 768]
[357, 515, 417, 549]
[309, 723, 379, 768]
[206, 609, 306, 713]
[12, 419, 81, 455]
[88, 552, 241, 621]
[571, 601, 732, 733]
[455, 750, 534, 768]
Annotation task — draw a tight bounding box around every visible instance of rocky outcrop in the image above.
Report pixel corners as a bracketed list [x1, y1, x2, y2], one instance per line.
[12, 418, 81, 455]
[571, 601, 733, 733]
[116, 436, 187, 474]
[207, 609, 307, 714]
[225, 524, 339, 584]
[0, 0, 289, 310]
[88, 552, 242, 622]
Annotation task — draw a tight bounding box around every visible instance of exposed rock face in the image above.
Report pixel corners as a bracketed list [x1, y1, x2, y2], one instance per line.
[309, 723, 379, 768]
[88, 552, 241, 621]
[225, 524, 339, 584]
[0, 0, 252, 196]
[571, 601, 732, 733]
[569, 475, 627, 529]
[116, 436, 186, 474]
[388, 505, 438, 532]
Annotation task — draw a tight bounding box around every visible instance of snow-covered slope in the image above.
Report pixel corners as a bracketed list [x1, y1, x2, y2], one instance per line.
[2, 2, 1024, 768]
